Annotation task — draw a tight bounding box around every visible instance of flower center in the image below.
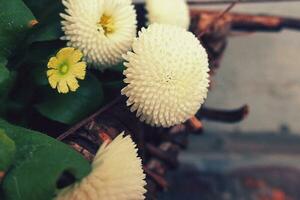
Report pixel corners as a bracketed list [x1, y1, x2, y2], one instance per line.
[59, 64, 69, 75]
[99, 14, 115, 35]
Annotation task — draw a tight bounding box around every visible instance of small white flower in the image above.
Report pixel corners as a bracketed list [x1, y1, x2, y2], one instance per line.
[146, 0, 190, 29]
[122, 24, 210, 128]
[55, 133, 147, 200]
[60, 0, 137, 70]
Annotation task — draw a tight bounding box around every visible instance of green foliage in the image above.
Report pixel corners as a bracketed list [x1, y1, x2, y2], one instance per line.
[0, 0, 35, 115]
[0, 0, 112, 125]
[0, 0, 35, 58]
[0, 130, 16, 172]
[0, 59, 16, 116]
[22, 0, 62, 21]
[0, 119, 91, 200]
[36, 74, 105, 124]
[0, 0, 123, 197]
[27, 20, 63, 43]
[24, 0, 63, 42]
[0, 59, 11, 97]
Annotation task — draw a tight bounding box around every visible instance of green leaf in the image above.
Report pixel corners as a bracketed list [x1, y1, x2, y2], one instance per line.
[23, 0, 63, 42]
[103, 80, 124, 91]
[109, 63, 125, 73]
[22, 0, 62, 21]
[0, 119, 91, 200]
[25, 41, 64, 66]
[27, 21, 62, 43]
[0, 0, 35, 58]
[0, 58, 15, 96]
[36, 74, 104, 124]
[0, 59, 10, 94]
[0, 59, 16, 115]
[0, 129, 16, 172]
[27, 41, 64, 86]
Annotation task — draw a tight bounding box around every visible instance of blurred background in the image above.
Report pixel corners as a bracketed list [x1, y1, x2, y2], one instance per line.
[156, 1, 300, 199]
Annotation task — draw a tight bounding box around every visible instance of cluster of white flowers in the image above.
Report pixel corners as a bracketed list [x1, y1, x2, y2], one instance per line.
[61, 0, 209, 127]
[59, 0, 210, 196]
[61, 0, 191, 69]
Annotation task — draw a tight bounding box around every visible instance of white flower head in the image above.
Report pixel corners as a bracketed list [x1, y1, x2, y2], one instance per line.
[55, 133, 147, 200]
[146, 0, 190, 30]
[60, 0, 137, 70]
[122, 24, 210, 128]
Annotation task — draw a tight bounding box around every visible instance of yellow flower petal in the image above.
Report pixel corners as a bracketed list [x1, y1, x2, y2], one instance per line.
[67, 78, 79, 92]
[47, 47, 87, 94]
[69, 49, 83, 65]
[71, 62, 86, 80]
[48, 74, 60, 89]
[47, 69, 57, 77]
[57, 47, 75, 62]
[48, 57, 59, 69]
[57, 80, 69, 94]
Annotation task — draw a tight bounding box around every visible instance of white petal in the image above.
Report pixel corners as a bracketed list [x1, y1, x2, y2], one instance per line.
[55, 133, 146, 200]
[146, 0, 190, 30]
[60, 0, 137, 70]
[122, 24, 210, 127]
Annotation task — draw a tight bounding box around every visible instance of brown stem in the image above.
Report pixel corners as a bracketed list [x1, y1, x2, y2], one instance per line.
[188, 0, 300, 5]
[0, 171, 5, 183]
[57, 96, 122, 141]
[146, 143, 179, 168]
[68, 141, 95, 161]
[198, 0, 240, 37]
[98, 131, 112, 143]
[188, 116, 203, 131]
[197, 105, 249, 123]
[191, 9, 300, 32]
[143, 167, 169, 190]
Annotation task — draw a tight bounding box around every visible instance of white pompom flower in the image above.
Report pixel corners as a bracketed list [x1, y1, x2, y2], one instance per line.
[60, 0, 137, 70]
[146, 0, 190, 30]
[121, 24, 210, 128]
[55, 133, 147, 200]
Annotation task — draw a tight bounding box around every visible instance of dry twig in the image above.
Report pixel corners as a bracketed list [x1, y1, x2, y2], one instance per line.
[57, 96, 122, 141]
[198, 0, 240, 37]
[188, 0, 300, 5]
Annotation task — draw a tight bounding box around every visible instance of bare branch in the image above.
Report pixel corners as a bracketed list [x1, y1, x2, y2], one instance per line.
[188, 0, 300, 5]
[57, 96, 122, 141]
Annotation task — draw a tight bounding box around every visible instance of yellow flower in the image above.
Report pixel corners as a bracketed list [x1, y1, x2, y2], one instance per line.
[47, 47, 87, 93]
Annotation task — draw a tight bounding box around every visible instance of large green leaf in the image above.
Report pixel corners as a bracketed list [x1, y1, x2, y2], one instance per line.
[0, 119, 91, 200]
[22, 0, 62, 21]
[0, 130, 16, 172]
[23, 0, 63, 42]
[27, 20, 63, 43]
[0, 0, 35, 58]
[36, 74, 104, 124]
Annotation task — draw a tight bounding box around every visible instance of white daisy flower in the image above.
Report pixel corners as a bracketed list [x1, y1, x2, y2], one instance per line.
[122, 24, 210, 128]
[60, 0, 137, 70]
[146, 0, 190, 30]
[55, 133, 147, 200]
